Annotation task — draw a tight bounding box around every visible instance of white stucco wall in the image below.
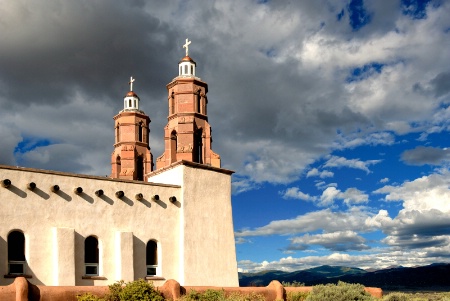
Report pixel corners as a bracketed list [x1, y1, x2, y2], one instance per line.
[0, 165, 180, 286]
[148, 162, 239, 287]
[0, 162, 238, 288]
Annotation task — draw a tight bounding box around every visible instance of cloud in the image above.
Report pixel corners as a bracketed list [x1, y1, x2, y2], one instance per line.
[281, 187, 316, 202]
[237, 247, 449, 272]
[288, 231, 370, 252]
[319, 186, 368, 207]
[401, 146, 450, 166]
[235, 208, 374, 237]
[323, 156, 382, 174]
[374, 169, 450, 212]
[306, 168, 334, 178]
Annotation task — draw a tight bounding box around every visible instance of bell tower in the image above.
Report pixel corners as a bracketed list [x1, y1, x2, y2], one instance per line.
[111, 77, 153, 181]
[156, 39, 221, 169]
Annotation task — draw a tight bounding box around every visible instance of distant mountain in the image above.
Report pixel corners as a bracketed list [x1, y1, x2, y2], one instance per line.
[239, 265, 366, 287]
[239, 263, 450, 291]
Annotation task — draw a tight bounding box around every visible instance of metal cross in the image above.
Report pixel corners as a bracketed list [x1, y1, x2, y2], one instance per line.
[129, 76, 135, 91]
[183, 38, 191, 56]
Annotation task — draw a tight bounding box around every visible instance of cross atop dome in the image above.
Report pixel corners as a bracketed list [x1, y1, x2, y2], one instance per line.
[179, 39, 196, 77]
[129, 76, 135, 91]
[183, 38, 191, 57]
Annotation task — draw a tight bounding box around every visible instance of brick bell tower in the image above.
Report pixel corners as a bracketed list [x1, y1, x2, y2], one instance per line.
[111, 77, 153, 181]
[156, 39, 221, 169]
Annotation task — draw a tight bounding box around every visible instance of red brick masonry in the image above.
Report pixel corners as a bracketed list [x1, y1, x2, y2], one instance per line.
[0, 277, 383, 301]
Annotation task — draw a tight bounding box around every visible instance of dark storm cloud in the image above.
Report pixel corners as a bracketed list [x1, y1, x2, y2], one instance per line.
[430, 72, 450, 97]
[1, 0, 449, 185]
[401, 146, 450, 165]
[0, 1, 178, 109]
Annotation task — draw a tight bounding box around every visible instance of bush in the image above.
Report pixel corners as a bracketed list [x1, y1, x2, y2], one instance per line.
[382, 292, 409, 301]
[77, 279, 164, 301]
[305, 281, 375, 301]
[282, 281, 305, 287]
[76, 293, 102, 301]
[180, 289, 265, 301]
[286, 291, 309, 301]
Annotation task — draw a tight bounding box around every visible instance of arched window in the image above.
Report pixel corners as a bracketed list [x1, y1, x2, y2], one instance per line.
[170, 92, 175, 115]
[146, 240, 158, 276]
[138, 123, 143, 142]
[196, 93, 201, 114]
[128, 99, 132, 108]
[116, 156, 121, 177]
[85, 236, 99, 276]
[184, 65, 188, 75]
[136, 156, 144, 181]
[170, 131, 177, 163]
[194, 129, 203, 164]
[116, 125, 120, 143]
[8, 231, 26, 275]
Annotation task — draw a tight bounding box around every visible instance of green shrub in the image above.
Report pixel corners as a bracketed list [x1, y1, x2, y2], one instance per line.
[77, 279, 164, 301]
[76, 293, 103, 301]
[180, 289, 265, 301]
[282, 281, 305, 287]
[382, 292, 409, 301]
[305, 281, 374, 301]
[286, 291, 309, 301]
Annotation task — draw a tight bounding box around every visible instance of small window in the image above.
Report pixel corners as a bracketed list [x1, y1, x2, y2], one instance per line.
[184, 65, 188, 75]
[191, 65, 194, 75]
[8, 231, 26, 275]
[146, 240, 158, 276]
[85, 236, 99, 276]
[129, 99, 132, 108]
[138, 123, 143, 142]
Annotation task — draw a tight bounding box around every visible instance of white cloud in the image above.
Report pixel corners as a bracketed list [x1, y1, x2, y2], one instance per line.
[306, 168, 334, 178]
[281, 187, 316, 201]
[238, 247, 449, 272]
[289, 231, 369, 252]
[324, 156, 382, 174]
[319, 187, 368, 207]
[235, 208, 375, 237]
[379, 177, 389, 183]
[374, 169, 450, 212]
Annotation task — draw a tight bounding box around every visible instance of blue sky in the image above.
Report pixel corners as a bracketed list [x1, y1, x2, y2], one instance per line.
[1, 0, 450, 272]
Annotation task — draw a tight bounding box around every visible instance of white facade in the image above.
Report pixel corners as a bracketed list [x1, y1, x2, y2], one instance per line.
[0, 161, 238, 287]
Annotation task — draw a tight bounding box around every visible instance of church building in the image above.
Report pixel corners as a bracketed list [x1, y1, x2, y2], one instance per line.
[0, 40, 238, 287]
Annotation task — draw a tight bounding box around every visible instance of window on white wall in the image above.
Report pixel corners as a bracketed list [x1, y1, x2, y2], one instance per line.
[85, 236, 99, 276]
[8, 231, 26, 275]
[146, 240, 158, 276]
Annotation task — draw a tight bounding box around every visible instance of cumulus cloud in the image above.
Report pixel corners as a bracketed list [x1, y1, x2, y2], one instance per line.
[281, 187, 316, 202]
[237, 247, 450, 272]
[401, 146, 450, 166]
[323, 156, 382, 174]
[306, 168, 334, 178]
[235, 208, 375, 237]
[288, 231, 369, 252]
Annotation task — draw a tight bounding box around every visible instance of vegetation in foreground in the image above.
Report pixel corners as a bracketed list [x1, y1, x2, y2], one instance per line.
[76, 279, 450, 301]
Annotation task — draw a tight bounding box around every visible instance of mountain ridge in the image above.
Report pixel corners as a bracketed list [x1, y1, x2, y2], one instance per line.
[239, 263, 450, 291]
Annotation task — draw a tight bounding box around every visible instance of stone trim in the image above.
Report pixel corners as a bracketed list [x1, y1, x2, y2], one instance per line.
[81, 276, 108, 280]
[148, 160, 234, 177]
[145, 276, 165, 281]
[4, 274, 32, 279]
[0, 164, 180, 188]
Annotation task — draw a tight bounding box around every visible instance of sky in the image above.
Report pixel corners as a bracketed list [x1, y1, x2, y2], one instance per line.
[1, 0, 450, 273]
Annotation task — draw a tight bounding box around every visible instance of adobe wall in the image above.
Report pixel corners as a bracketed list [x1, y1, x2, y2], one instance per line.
[0, 277, 383, 301]
[0, 165, 181, 286]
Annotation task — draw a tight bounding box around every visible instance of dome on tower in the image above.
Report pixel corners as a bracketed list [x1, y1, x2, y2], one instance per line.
[179, 56, 196, 64]
[125, 91, 139, 99]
